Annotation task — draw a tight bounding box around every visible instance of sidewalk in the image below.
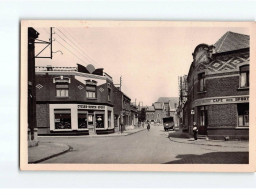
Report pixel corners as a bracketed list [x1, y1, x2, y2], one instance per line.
[168, 131, 248, 148]
[39, 127, 146, 138]
[28, 142, 71, 163]
[94, 127, 146, 137]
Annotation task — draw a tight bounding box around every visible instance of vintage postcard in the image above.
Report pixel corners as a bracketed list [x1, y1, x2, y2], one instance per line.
[20, 20, 256, 172]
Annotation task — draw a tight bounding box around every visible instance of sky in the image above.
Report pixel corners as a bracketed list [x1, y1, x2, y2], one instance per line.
[35, 24, 249, 106]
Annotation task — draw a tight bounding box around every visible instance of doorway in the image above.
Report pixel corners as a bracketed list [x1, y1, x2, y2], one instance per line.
[88, 113, 95, 135]
[198, 106, 208, 135]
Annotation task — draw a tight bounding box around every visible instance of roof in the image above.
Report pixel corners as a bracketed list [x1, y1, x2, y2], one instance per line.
[214, 31, 249, 53]
[146, 106, 155, 111]
[157, 97, 179, 109]
[153, 102, 164, 110]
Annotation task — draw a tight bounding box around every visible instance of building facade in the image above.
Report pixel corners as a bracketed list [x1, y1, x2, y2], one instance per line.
[35, 64, 115, 135]
[157, 97, 179, 127]
[145, 106, 155, 123]
[113, 87, 138, 131]
[185, 31, 249, 139]
[177, 75, 188, 130]
[130, 103, 139, 126]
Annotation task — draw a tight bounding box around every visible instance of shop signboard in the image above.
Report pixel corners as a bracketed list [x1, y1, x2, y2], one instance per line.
[192, 95, 249, 107]
[78, 104, 105, 110]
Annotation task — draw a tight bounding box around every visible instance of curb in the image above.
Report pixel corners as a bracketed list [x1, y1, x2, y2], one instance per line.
[38, 128, 146, 138]
[29, 144, 72, 164]
[168, 137, 248, 148]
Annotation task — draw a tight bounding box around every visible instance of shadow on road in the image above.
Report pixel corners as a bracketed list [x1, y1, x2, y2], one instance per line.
[164, 152, 249, 164]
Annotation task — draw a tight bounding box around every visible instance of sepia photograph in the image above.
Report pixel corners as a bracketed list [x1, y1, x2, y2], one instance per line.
[20, 20, 256, 171]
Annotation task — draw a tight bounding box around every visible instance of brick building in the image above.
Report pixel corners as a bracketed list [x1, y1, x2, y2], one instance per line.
[35, 64, 115, 135]
[184, 31, 249, 139]
[157, 97, 179, 127]
[146, 106, 155, 123]
[113, 87, 138, 131]
[146, 97, 179, 125]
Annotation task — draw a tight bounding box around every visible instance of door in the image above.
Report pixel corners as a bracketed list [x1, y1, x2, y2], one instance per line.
[198, 106, 207, 135]
[88, 114, 95, 134]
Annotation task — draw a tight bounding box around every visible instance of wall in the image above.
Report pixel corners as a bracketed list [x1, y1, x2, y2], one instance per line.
[207, 104, 237, 128]
[154, 110, 166, 123]
[36, 73, 113, 105]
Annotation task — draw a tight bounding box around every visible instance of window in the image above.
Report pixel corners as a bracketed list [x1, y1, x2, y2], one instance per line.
[240, 65, 249, 88]
[238, 103, 249, 127]
[96, 114, 104, 128]
[56, 83, 69, 97]
[54, 109, 71, 129]
[198, 73, 206, 92]
[86, 85, 96, 98]
[108, 111, 111, 128]
[108, 88, 111, 101]
[78, 110, 87, 129]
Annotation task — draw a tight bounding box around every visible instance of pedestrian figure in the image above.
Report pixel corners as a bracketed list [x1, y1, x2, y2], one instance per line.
[193, 122, 198, 140]
[147, 122, 150, 131]
[120, 121, 123, 134]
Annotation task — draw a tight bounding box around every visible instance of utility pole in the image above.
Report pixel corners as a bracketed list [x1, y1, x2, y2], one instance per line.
[120, 76, 122, 91]
[35, 27, 53, 59]
[28, 27, 39, 146]
[50, 27, 53, 59]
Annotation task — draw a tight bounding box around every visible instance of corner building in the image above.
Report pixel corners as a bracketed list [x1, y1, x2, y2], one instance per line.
[35, 64, 115, 135]
[186, 31, 249, 139]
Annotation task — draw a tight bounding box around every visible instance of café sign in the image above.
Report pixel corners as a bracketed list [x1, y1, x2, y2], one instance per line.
[77, 104, 105, 110]
[192, 95, 249, 107]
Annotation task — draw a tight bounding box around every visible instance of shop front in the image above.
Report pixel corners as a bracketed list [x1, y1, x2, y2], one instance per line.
[191, 95, 249, 139]
[49, 104, 114, 134]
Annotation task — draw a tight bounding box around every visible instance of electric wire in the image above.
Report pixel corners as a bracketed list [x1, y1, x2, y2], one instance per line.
[54, 32, 91, 64]
[57, 27, 100, 66]
[55, 39, 89, 65]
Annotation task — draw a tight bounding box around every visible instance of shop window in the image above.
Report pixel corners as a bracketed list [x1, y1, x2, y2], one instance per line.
[86, 85, 96, 99]
[198, 73, 206, 92]
[78, 110, 87, 129]
[96, 114, 104, 128]
[237, 103, 249, 127]
[108, 111, 111, 128]
[240, 65, 249, 88]
[54, 109, 71, 129]
[56, 83, 69, 97]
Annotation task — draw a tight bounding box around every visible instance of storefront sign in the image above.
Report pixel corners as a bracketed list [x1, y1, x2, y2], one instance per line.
[77, 104, 105, 110]
[192, 95, 249, 107]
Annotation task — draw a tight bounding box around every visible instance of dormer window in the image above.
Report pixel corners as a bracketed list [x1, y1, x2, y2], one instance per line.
[86, 85, 96, 99]
[54, 76, 70, 97]
[56, 83, 69, 97]
[85, 79, 97, 99]
[240, 65, 249, 88]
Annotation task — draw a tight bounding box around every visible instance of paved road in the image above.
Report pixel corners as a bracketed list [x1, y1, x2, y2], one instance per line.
[39, 125, 249, 164]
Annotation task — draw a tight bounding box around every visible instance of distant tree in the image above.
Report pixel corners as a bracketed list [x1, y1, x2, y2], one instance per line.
[138, 108, 146, 122]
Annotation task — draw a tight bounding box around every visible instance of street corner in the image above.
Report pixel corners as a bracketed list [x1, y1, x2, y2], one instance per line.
[28, 142, 71, 163]
[168, 134, 249, 149]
